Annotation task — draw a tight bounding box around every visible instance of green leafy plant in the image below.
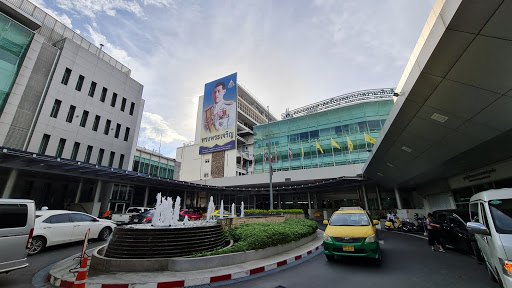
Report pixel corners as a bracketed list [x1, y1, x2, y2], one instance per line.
[244, 209, 304, 215]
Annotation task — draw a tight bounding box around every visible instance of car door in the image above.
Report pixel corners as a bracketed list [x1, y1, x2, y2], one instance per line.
[435, 212, 451, 245]
[70, 213, 100, 241]
[447, 215, 470, 252]
[40, 214, 73, 245]
[476, 202, 493, 264]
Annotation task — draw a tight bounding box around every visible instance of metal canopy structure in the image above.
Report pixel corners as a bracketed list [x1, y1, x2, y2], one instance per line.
[0, 147, 368, 195]
[364, 0, 512, 189]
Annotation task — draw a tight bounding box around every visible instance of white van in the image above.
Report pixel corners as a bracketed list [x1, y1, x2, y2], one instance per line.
[466, 189, 512, 288]
[0, 199, 36, 274]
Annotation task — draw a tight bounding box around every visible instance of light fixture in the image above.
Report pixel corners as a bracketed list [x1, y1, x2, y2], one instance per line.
[386, 163, 395, 168]
[401, 146, 412, 153]
[431, 113, 448, 123]
[377, 172, 383, 176]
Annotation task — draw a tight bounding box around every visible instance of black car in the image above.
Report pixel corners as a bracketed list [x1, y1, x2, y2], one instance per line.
[432, 209, 482, 260]
[128, 209, 155, 224]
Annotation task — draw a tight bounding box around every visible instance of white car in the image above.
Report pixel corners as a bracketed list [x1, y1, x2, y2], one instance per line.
[28, 210, 116, 255]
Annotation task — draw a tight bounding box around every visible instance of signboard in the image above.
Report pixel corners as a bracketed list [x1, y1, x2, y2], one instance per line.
[200, 73, 238, 154]
[281, 88, 395, 119]
[80, 228, 90, 260]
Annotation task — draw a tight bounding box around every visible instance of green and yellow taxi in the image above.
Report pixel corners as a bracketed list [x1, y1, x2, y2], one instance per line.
[323, 207, 381, 263]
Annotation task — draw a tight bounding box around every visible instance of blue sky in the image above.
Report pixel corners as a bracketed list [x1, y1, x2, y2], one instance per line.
[33, 0, 435, 158]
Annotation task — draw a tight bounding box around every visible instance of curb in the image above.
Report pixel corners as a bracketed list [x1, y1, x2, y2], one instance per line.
[47, 243, 324, 288]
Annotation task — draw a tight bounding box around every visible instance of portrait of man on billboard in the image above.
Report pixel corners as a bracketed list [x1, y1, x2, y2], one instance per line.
[204, 80, 236, 133]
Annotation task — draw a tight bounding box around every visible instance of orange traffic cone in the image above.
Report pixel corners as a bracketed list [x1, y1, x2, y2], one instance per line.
[73, 256, 88, 288]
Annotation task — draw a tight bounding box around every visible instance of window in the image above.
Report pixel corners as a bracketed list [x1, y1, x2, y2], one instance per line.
[124, 127, 130, 141]
[204, 173, 209, 178]
[66, 105, 76, 123]
[44, 214, 71, 224]
[129, 102, 135, 115]
[92, 115, 100, 131]
[100, 87, 107, 102]
[110, 93, 117, 107]
[55, 138, 66, 158]
[50, 99, 61, 118]
[104, 119, 111, 135]
[70, 213, 95, 222]
[118, 154, 124, 169]
[88, 81, 97, 97]
[120, 97, 127, 112]
[0, 204, 28, 229]
[96, 148, 104, 166]
[114, 123, 121, 138]
[80, 110, 89, 127]
[70, 142, 80, 160]
[75, 75, 84, 91]
[84, 145, 93, 163]
[108, 151, 115, 167]
[38, 134, 50, 154]
[61, 68, 71, 85]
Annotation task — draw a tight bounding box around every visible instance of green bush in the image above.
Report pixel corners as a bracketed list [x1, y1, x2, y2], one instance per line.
[191, 219, 318, 257]
[244, 209, 304, 215]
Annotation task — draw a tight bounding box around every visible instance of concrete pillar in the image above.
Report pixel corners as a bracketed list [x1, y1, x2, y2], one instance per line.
[278, 193, 281, 209]
[74, 178, 84, 203]
[254, 195, 256, 209]
[143, 186, 149, 207]
[314, 193, 318, 209]
[375, 185, 383, 210]
[362, 185, 369, 210]
[394, 187, 402, 210]
[93, 180, 102, 203]
[307, 192, 311, 209]
[183, 191, 187, 209]
[1, 169, 18, 199]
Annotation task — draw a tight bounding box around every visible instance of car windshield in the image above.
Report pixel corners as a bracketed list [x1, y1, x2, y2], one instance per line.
[329, 213, 370, 226]
[489, 199, 512, 234]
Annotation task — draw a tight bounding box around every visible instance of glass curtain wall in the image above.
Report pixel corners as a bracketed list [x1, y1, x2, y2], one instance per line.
[0, 14, 34, 116]
[253, 100, 393, 173]
[132, 156, 175, 179]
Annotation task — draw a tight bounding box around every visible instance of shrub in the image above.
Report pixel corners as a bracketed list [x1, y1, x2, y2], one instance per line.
[244, 209, 304, 215]
[191, 219, 318, 257]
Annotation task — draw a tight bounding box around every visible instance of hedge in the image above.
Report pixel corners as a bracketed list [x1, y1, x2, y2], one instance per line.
[191, 219, 318, 257]
[244, 209, 304, 215]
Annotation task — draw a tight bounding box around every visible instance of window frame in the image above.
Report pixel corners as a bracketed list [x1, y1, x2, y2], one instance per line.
[75, 75, 84, 91]
[88, 81, 97, 97]
[79, 110, 89, 128]
[61, 68, 71, 85]
[50, 99, 61, 118]
[66, 105, 76, 123]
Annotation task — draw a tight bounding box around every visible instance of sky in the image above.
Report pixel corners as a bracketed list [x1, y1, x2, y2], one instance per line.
[33, 0, 436, 158]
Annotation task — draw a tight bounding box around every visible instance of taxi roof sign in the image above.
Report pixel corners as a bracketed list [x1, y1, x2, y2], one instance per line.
[338, 207, 363, 211]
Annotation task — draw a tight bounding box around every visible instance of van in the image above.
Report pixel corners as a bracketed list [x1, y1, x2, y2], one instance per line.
[466, 189, 512, 287]
[0, 199, 36, 274]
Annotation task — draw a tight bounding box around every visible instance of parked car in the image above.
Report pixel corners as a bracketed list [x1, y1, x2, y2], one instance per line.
[0, 199, 35, 274]
[432, 209, 482, 258]
[180, 210, 201, 221]
[466, 189, 512, 287]
[111, 207, 153, 223]
[128, 209, 155, 224]
[29, 210, 116, 255]
[213, 210, 237, 218]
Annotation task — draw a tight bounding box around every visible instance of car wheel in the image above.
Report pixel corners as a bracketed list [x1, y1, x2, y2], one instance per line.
[325, 254, 334, 261]
[98, 227, 112, 241]
[28, 236, 46, 255]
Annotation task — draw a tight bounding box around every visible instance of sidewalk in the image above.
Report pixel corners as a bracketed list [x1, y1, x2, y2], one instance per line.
[48, 230, 324, 288]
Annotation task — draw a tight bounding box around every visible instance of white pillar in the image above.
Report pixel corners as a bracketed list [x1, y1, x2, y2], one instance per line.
[74, 178, 84, 203]
[375, 185, 383, 210]
[93, 180, 102, 203]
[362, 185, 369, 210]
[307, 191, 311, 209]
[1, 169, 18, 199]
[394, 187, 402, 210]
[143, 186, 149, 207]
[314, 193, 318, 209]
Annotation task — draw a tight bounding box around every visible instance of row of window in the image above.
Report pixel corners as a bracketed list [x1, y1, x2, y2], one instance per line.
[132, 156, 174, 179]
[61, 67, 136, 115]
[50, 99, 130, 141]
[37, 134, 125, 169]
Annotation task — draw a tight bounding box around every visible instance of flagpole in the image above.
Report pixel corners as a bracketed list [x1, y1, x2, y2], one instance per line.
[316, 141, 319, 168]
[331, 138, 335, 166]
[288, 144, 291, 171]
[267, 105, 273, 210]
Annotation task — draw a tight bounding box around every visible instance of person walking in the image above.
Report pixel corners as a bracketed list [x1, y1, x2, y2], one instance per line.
[426, 213, 446, 252]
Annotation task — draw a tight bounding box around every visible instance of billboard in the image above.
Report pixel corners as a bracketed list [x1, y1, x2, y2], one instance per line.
[199, 73, 237, 154]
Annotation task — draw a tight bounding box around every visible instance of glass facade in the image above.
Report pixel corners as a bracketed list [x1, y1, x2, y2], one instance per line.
[132, 156, 175, 179]
[0, 14, 34, 116]
[253, 100, 394, 173]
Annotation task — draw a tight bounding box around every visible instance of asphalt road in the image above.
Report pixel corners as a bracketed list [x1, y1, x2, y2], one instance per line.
[0, 239, 107, 288]
[208, 230, 497, 288]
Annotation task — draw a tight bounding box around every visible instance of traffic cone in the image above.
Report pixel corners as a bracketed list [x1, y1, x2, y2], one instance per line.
[73, 256, 88, 288]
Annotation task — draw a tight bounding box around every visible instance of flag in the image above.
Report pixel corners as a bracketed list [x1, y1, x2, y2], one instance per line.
[364, 133, 376, 144]
[288, 145, 293, 159]
[347, 136, 353, 151]
[331, 138, 341, 149]
[270, 153, 273, 163]
[274, 146, 278, 161]
[263, 151, 266, 163]
[316, 141, 324, 154]
[301, 142, 304, 157]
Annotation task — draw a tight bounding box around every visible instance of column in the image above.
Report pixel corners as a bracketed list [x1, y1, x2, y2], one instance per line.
[362, 185, 369, 210]
[93, 180, 103, 203]
[143, 186, 149, 207]
[375, 185, 383, 210]
[314, 193, 318, 209]
[394, 186, 402, 210]
[307, 191, 312, 209]
[183, 191, 187, 209]
[254, 195, 256, 209]
[1, 169, 18, 199]
[74, 178, 84, 203]
[278, 193, 281, 209]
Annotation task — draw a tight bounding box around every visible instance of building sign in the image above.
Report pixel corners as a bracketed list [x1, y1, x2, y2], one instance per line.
[281, 88, 395, 119]
[200, 73, 238, 154]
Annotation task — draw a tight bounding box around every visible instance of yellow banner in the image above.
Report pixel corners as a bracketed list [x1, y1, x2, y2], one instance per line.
[347, 136, 353, 151]
[364, 133, 376, 144]
[316, 141, 324, 154]
[331, 138, 341, 149]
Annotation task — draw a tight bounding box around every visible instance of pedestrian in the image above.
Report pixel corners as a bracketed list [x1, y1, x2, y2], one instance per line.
[426, 213, 446, 252]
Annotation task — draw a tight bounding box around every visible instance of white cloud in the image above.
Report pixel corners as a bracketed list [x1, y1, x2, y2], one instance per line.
[141, 0, 176, 8]
[29, 0, 74, 28]
[138, 112, 188, 148]
[54, 0, 145, 18]
[85, 25, 133, 64]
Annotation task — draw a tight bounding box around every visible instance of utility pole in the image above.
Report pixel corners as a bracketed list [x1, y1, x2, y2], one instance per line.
[267, 106, 273, 210]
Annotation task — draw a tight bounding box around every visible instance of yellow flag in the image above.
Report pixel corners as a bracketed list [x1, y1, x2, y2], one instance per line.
[301, 143, 304, 157]
[364, 133, 376, 144]
[316, 141, 324, 154]
[331, 138, 340, 149]
[347, 136, 353, 151]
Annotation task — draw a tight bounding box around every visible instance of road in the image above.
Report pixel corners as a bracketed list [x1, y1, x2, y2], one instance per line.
[0, 239, 106, 288]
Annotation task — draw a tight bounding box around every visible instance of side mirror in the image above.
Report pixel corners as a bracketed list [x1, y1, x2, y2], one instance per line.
[323, 220, 329, 225]
[373, 220, 379, 225]
[467, 222, 490, 236]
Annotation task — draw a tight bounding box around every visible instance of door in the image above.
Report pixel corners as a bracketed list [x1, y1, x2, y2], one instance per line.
[40, 214, 73, 245]
[447, 215, 470, 252]
[70, 213, 100, 241]
[475, 203, 493, 266]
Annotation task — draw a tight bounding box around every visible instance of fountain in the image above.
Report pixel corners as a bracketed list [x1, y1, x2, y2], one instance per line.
[103, 193, 226, 259]
[220, 200, 224, 219]
[231, 203, 235, 218]
[241, 201, 244, 217]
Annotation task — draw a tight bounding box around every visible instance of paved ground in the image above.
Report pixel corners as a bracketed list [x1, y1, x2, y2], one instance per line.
[0, 239, 106, 288]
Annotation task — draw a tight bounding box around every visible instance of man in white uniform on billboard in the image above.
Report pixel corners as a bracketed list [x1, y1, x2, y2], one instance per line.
[211, 81, 236, 131]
